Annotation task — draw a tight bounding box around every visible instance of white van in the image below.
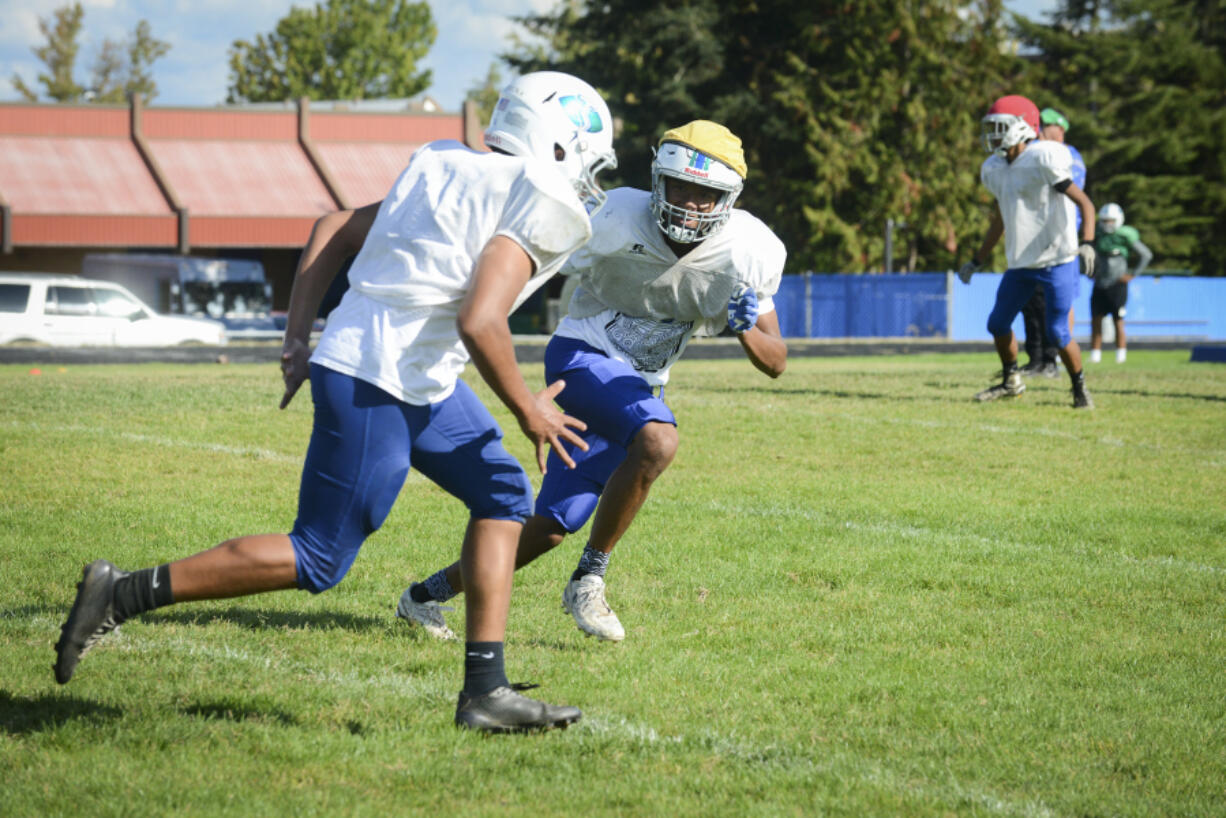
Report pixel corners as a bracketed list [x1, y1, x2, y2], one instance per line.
[0, 273, 227, 347]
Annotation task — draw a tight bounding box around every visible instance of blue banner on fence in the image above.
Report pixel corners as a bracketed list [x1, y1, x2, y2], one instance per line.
[776, 273, 947, 338]
[777, 272, 1225, 340]
[950, 273, 1226, 341]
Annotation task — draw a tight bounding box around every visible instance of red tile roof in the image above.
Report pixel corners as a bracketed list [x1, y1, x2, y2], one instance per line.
[0, 100, 470, 250]
[310, 111, 464, 209]
[315, 142, 418, 209]
[0, 136, 171, 215]
[149, 140, 336, 218]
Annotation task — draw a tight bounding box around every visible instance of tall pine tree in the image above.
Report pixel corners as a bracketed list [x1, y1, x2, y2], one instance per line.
[509, 0, 1023, 273]
[1014, 0, 1226, 274]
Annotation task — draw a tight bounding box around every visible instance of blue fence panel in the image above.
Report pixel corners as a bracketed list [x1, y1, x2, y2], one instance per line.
[951, 274, 1226, 341]
[950, 274, 1007, 341]
[1104, 276, 1225, 339]
[777, 273, 947, 338]
[774, 274, 808, 338]
[777, 272, 1226, 340]
[808, 275, 849, 336]
[849, 274, 946, 337]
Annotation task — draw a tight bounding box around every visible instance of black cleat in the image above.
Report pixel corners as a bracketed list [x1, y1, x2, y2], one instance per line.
[1020, 361, 1059, 378]
[455, 683, 582, 734]
[54, 560, 127, 684]
[1018, 361, 1042, 376]
[1072, 384, 1094, 410]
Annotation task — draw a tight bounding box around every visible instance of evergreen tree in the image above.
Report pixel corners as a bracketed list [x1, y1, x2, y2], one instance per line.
[89, 40, 126, 103]
[465, 62, 505, 129]
[11, 4, 171, 104]
[763, 1, 1024, 272]
[11, 3, 85, 102]
[228, 0, 436, 103]
[1014, 0, 1226, 274]
[509, 0, 1023, 273]
[89, 20, 171, 103]
[123, 21, 172, 102]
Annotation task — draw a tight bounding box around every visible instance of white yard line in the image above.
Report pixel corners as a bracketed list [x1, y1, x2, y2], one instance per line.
[582, 714, 1056, 816]
[3, 420, 300, 463]
[705, 501, 1226, 577]
[20, 612, 1054, 817]
[829, 412, 1224, 467]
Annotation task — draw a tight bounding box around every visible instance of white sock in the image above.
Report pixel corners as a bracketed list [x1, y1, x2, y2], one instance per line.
[1116, 348, 1126, 363]
[1090, 349, 1102, 363]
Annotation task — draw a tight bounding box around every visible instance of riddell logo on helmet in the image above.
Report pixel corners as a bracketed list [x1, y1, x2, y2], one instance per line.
[684, 150, 712, 178]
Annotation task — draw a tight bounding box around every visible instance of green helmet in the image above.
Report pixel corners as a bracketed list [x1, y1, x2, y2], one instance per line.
[1040, 108, 1070, 132]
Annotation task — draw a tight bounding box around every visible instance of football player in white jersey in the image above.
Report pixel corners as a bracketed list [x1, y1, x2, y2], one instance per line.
[958, 94, 1097, 409]
[399, 120, 788, 643]
[52, 72, 617, 733]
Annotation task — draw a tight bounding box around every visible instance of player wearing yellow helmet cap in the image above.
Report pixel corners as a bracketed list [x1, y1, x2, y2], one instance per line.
[399, 120, 788, 644]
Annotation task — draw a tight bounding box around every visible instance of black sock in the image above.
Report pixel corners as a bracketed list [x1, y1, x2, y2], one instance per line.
[463, 641, 508, 697]
[112, 565, 174, 620]
[1004, 361, 1020, 374]
[409, 582, 431, 604]
[1071, 369, 1085, 386]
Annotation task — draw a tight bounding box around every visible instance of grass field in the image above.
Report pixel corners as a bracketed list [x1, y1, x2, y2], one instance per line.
[2, 350, 1224, 817]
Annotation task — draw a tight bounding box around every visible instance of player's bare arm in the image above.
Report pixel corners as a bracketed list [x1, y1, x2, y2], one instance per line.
[737, 309, 787, 377]
[280, 201, 382, 409]
[959, 205, 1006, 283]
[975, 205, 1006, 263]
[1059, 181, 1096, 242]
[458, 235, 589, 472]
[1056, 180, 1096, 275]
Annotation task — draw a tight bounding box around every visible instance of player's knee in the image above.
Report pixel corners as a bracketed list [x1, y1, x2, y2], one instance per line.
[986, 313, 1012, 337]
[289, 529, 360, 593]
[630, 422, 679, 477]
[549, 496, 599, 533]
[1047, 320, 1071, 348]
[466, 465, 533, 520]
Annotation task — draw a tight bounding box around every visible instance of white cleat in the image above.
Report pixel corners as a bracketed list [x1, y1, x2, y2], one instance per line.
[562, 574, 625, 642]
[396, 587, 456, 640]
[974, 369, 1025, 402]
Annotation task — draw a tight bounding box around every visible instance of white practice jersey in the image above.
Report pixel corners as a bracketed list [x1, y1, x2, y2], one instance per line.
[980, 140, 1078, 270]
[556, 187, 785, 387]
[311, 140, 591, 404]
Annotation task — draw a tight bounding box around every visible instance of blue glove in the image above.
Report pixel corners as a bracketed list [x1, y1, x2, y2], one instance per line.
[727, 284, 759, 334]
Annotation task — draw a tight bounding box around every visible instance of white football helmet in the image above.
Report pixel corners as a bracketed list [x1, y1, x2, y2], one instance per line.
[650, 121, 746, 244]
[981, 95, 1040, 156]
[484, 71, 617, 216]
[1099, 203, 1124, 233]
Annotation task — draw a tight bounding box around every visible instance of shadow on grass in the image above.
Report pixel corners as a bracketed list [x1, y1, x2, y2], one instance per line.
[182, 699, 299, 727]
[181, 700, 371, 735]
[686, 383, 937, 401]
[3, 603, 67, 621]
[0, 689, 123, 735]
[1095, 387, 1226, 403]
[514, 635, 593, 652]
[6, 603, 425, 640]
[142, 607, 387, 633]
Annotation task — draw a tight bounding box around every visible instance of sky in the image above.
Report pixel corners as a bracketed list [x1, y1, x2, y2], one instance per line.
[0, 0, 1058, 111]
